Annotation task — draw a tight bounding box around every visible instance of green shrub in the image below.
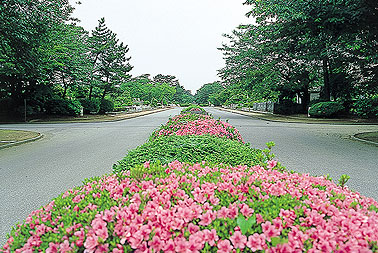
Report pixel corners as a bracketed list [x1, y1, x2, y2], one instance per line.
[353, 95, 378, 119]
[79, 98, 100, 114]
[99, 99, 114, 114]
[274, 99, 304, 115]
[114, 135, 263, 172]
[180, 103, 192, 107]
[181, 104, 207, 115]
[0, 98, 14, 113]
[308, 101, 345, 118]
[44, 99, 82, 116]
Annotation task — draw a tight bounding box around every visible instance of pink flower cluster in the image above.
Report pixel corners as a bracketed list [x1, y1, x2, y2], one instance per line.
[153, 115, 243, 142]
[3, 161, 378, 252]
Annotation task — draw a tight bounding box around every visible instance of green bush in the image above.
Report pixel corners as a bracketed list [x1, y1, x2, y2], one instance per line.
[353, 95, 378, 119]
[274, 99, 304, 115]
[181, 104, 207, 115]
[114, 135, 263, 172]
[44, 98, 82, 116]
[79, 98, 100, 114]
[99, 99, 114, 114]
[308, 101, 345, 118]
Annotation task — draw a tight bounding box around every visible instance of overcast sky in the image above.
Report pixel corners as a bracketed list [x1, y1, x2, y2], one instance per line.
[69, 0, 252, 93]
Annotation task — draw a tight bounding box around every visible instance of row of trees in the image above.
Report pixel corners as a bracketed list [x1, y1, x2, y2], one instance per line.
[195, 0, 377, 117]
[0, 0, 193, 118]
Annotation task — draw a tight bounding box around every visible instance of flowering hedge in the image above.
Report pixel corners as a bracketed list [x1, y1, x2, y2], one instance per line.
[114, 135, 263, 172]
[180, 105, 207, 115]
[3, 106, 378, 252]
[151, 114, 243, 142]
[3, 161, 378, 252]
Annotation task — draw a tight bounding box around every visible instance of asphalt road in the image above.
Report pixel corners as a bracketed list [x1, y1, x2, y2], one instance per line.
[207, 107, 378, 199]
[1, 107, 377, 245]
[0, 108, 180, 245]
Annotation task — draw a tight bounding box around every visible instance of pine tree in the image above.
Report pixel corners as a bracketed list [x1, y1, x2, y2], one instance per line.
[88, 18, 133, 100]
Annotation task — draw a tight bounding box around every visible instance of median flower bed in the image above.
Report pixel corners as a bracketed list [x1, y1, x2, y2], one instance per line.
[180, 105, 207, 115]
[3, 161, 378, 252]
[2, 106, 378, 252]
[151, 114, 243, 142]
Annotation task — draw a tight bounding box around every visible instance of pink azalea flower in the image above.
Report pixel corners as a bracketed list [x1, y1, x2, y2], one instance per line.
[188, 223, 200, 234]
[149, 235, 163, 252]
[246, 233, 266, 251]
[230, 231, 247, 249]
[199, 210, 215, 226]
[59, 240, 72, 253]
[46, 242, 59, 253]
[203, 229, 219, 246]
[217, 239, 233, 253]
[261, 221, 281, 240]
[84, 234, 98, 251]
[143, 161, 150, 168]
[267, 160, 278, 169]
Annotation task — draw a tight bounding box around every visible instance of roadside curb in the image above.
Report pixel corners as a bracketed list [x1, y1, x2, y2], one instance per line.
[0, 133, 43, 150]
[216, 107, 378, 125]
[105, 108, 172, 123]
[351, 134, 378, 146]
[25, 107, 173, 124]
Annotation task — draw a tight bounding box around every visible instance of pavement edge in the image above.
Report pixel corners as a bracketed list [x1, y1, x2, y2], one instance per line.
[0, 133, 43, 150]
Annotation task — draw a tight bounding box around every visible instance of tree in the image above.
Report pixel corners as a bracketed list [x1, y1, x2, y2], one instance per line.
[88, 18, 133, 100]
[244, 0, 378, 102]
[45, 23, 91, 99]
[0, 0, 75, 108]
[195, 82, 224, 105]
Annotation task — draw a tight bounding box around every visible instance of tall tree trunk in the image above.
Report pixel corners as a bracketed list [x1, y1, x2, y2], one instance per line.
[89, 85, 93, 100]
[89, 54, 99, 100]
[322, 57, 331, 101]
[101, 76, 109, 100]
[62, 76, 68, 99]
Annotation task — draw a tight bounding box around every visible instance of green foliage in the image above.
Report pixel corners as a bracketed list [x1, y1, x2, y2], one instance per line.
[44, 99, 82, 116]
[237, 215, 256, 235]
[308, 101, 345, 118]
[274, 99, 304, 115]
[352, 94, 378, 119]
[79, 98, 100, 114]
[114, 135, 263, 173]
[0, 0, 75, 108]
[216, 0, 378, 112]
[338, 174, 351, 188]
[181, 104, 207, 115]
[194, 82, 224, 105]
[88, 18, 133, 101]
[99, 99, 114, 114]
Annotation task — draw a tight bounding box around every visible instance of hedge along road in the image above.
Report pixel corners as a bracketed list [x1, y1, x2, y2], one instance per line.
[207, 107, 378, 199]
[0, 108, 180, 245]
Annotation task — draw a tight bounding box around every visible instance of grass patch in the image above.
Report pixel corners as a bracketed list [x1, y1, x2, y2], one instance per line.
[0, 129, 39, 145]
[355, 131, 378, 143]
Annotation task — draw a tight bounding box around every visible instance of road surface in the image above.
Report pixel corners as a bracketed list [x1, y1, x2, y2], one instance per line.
[207, 107, 378, 200]
[1, 107, 377, 245]
[0, 108, 180, 245]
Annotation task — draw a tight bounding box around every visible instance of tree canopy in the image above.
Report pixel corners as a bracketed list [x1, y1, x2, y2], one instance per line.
[213, 0, 377, 117]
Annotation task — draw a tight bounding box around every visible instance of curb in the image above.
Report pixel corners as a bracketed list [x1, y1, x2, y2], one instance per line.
[216, 107, 378, 125]
[0, 133, 43, 150]
[104, 108, 172, 123]
[351, 134, 378, 146]
[26, 108, 173, 124]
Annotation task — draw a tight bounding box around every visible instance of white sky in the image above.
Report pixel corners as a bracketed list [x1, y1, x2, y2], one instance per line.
[69, 0, 252, 93]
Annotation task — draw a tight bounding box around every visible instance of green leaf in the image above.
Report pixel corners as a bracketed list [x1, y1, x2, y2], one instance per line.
[236, 215, 256, 235]
[271, 237, 289, 247]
